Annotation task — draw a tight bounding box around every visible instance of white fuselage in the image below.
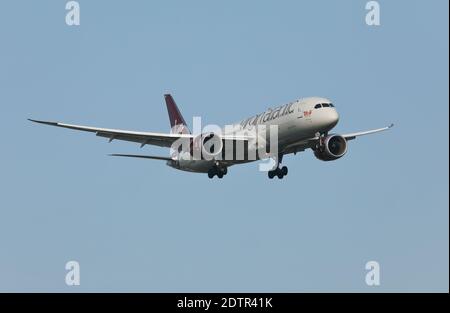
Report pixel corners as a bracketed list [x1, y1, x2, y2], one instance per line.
[169, 97, 340, 173]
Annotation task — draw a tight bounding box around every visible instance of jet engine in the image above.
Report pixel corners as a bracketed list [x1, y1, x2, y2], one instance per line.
[314, 134, 348, 161]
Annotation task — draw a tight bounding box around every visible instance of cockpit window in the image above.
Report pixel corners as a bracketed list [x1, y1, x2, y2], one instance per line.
[315, 103, 334, 109]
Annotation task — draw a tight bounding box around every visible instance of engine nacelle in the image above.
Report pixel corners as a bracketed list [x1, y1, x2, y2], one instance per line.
[190, 132, 223, 160]
[314, 134, 348, 161]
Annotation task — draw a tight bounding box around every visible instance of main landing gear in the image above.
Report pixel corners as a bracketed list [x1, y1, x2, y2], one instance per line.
[208, 166, 228, 179]
[268, 166, 288, 179]
[268, 154, 288, 179]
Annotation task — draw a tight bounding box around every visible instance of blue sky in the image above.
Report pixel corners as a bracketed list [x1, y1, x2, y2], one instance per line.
[0, 0, 448, 292]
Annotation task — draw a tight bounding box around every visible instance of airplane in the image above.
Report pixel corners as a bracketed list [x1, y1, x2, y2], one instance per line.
[29, 94, 393, 179]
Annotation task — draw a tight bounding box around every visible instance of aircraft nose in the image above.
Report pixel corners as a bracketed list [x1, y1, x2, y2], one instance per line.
[328, 109, 339, 127]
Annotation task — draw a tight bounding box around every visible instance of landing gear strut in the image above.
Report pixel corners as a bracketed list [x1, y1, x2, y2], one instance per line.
[208, 166, 227, 179]
[268, 154, 288, 179]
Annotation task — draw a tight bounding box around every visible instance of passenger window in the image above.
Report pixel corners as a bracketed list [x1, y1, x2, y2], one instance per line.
[322, 103, 330, 108]
[314, 104, 322, 109]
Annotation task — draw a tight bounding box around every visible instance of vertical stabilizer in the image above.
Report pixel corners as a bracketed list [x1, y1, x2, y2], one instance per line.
[164, 94, 190, 134]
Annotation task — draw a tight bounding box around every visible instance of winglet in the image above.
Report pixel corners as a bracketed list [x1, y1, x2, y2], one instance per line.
[28, 119, 59, 126]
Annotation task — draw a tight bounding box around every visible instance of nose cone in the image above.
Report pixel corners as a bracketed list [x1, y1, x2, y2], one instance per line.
[328, 109, 339, 128]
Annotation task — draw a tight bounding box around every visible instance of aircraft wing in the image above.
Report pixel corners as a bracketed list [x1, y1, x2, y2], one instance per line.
[28, 119, 193, 148]
[282, 123, 394, 155]
[28, 119, 253, 148]
[342, 123, 394, 141]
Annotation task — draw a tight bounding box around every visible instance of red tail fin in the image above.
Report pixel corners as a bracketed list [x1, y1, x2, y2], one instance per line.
[164, 94, 190, 134]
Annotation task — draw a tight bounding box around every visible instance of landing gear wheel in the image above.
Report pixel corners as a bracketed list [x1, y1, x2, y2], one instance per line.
[277, 170, 284, 179]
[268, 166, 288, 179]
[208, 166, 227, 179]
